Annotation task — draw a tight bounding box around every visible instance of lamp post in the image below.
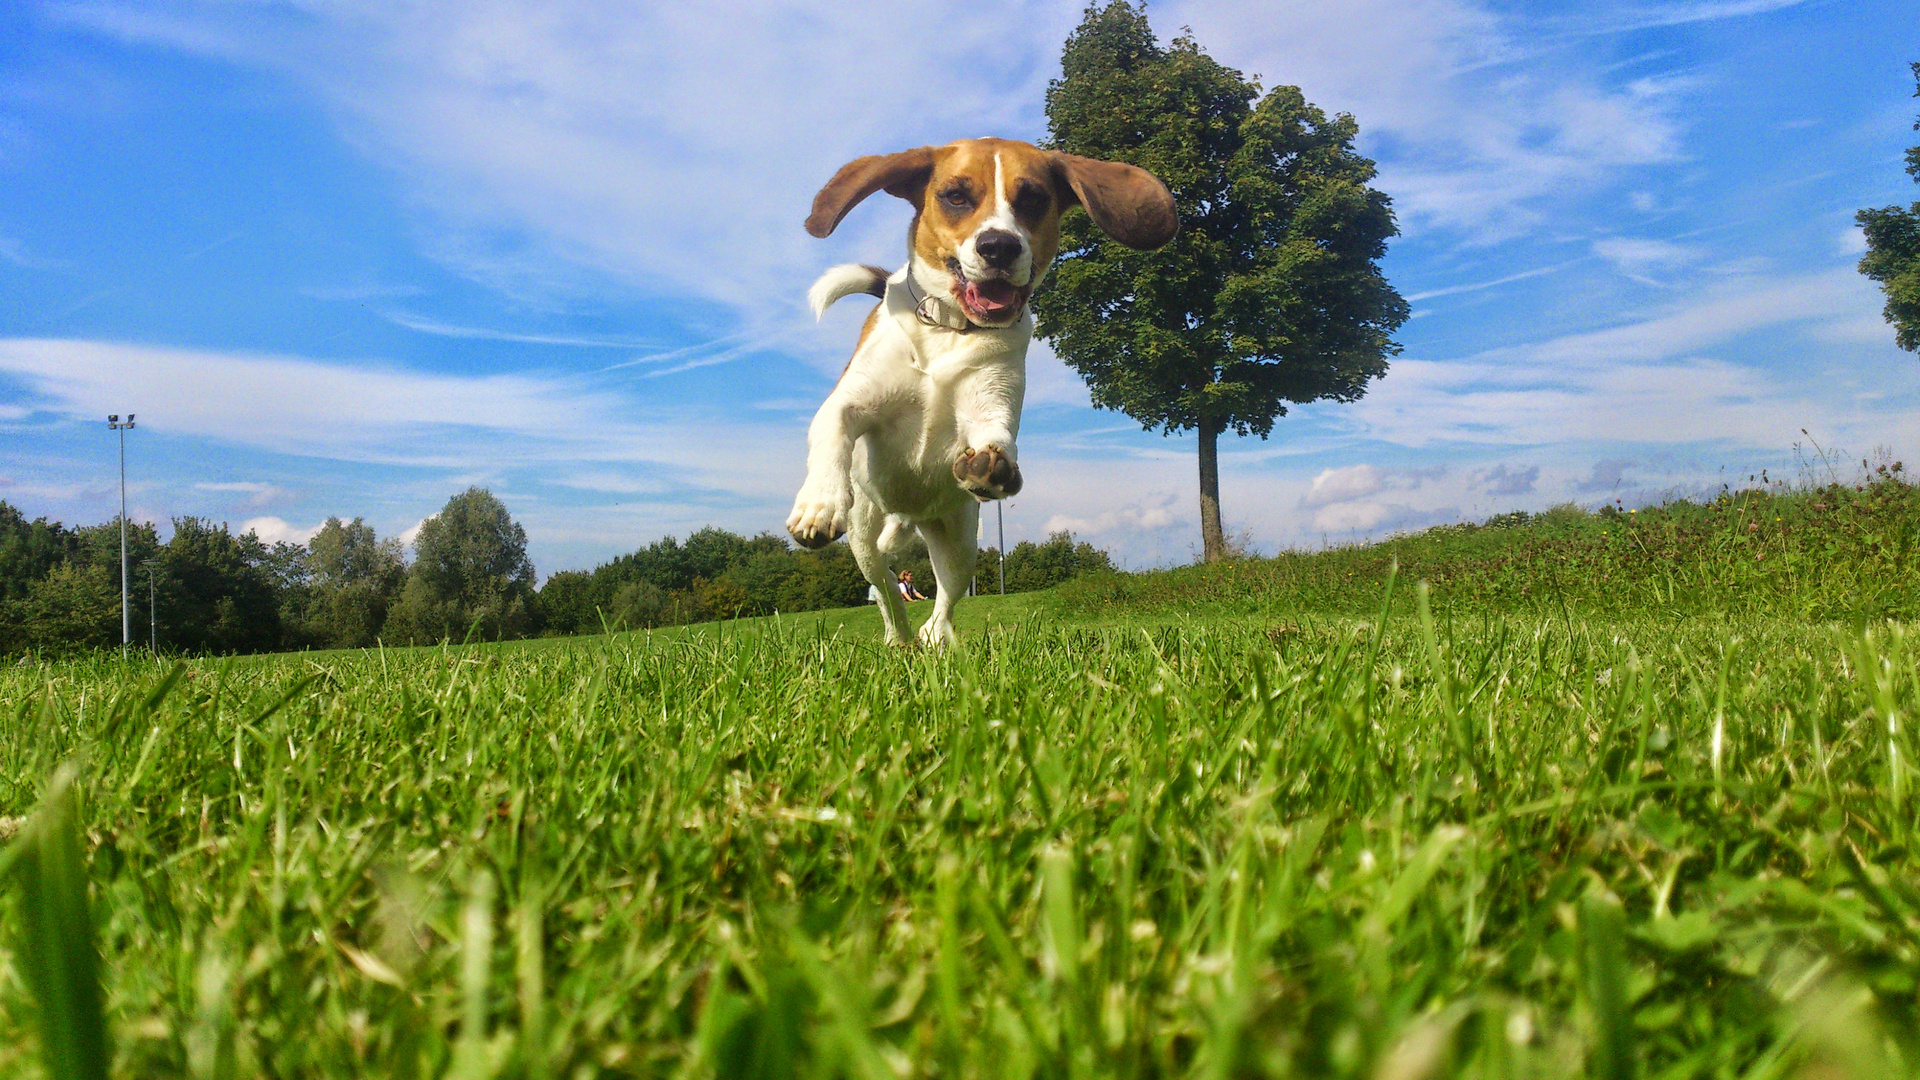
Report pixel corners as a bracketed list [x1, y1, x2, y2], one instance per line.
[107, 413, 136, 658]
[142, 557, 161, 653]
[996, 500, 1006, 596]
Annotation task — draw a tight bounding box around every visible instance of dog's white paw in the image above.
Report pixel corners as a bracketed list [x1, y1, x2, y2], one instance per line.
[917, 615, 957, 648]
[786, 483, 852, 549]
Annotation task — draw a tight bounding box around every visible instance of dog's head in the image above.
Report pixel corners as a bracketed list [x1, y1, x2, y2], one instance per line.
[805, 138, 1177, 329]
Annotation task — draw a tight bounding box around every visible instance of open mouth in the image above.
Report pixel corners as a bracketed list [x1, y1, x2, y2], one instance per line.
[948, 259, 1028, 325]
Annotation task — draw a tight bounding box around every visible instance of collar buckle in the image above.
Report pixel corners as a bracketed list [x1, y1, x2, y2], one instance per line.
[904, 275, 971, 333]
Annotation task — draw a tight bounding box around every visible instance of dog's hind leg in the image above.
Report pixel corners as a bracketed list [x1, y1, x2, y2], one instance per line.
[915, 501, 981, 648]
[847, 493, 913, 646]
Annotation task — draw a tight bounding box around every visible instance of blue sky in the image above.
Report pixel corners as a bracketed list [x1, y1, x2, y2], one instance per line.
[1, 0, 1916, 573]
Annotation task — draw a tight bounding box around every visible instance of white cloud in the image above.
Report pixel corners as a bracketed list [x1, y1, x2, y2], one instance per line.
[1303, 464, 1385, 508]
[1576, 458, 1635, 493]
[1479, 463, 1540, 496]
[0, 337, 601, 455]
[1039, 499, 1178, 539]
[398, 517, 428, 549]
[1296, 464, 1459, 534]
[241, 515, 321, 545]
[1311, 499, 1402, 534]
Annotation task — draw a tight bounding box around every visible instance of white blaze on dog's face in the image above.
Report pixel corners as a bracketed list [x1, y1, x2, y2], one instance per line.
[910, 139, 1063, 328]
[805, 138, 1178, 329]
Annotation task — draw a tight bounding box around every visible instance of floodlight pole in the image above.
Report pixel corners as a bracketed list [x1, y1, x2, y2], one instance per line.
[143, 558, 161, 652]
[107, 413, 137, 658]
[997, 500, 1006, 596]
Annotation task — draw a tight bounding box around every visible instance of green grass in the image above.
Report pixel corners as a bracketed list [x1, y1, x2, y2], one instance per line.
[2, 482, 1919, 1078]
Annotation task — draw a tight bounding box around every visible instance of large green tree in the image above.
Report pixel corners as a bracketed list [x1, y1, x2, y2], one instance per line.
[1857, 62, 1920, 353]
[1038, 2, 1408, 561]
[387, 488, 537, 644]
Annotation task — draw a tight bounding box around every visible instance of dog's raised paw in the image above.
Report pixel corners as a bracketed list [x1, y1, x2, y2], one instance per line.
[953, 445, 1023, 501]
[786, 498, 849, 549]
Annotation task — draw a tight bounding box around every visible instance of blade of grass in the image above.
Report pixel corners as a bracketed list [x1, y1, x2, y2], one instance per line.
[11, 764, 110, 1080]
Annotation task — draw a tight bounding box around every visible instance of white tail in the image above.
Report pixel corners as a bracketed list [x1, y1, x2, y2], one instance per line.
[807, 264, 887, 319]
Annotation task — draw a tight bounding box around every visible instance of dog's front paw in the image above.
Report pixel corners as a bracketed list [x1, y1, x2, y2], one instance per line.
[917, 615, 957, 648]
[786, 485, 851, 548]
[953, 445, 1023, 501]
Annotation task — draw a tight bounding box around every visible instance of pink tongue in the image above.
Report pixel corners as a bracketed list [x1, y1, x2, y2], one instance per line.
[965, 279, 1019, 312]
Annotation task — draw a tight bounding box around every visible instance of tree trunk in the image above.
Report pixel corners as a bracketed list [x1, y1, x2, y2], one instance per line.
[1197, 418, 1226, 562]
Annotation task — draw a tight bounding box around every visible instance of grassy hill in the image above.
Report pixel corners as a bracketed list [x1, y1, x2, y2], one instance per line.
[1, 475, 1917, 1078]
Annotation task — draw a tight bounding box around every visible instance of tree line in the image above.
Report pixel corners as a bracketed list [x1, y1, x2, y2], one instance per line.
[0, 487, 1116, 658]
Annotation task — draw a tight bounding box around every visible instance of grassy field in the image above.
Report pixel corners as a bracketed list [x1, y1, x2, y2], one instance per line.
[2, 479, 1919, 1079]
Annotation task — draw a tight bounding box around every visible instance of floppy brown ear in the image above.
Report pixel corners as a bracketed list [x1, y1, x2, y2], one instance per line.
[805, 147, 937, 238]
[1051, 153, 1179, 250]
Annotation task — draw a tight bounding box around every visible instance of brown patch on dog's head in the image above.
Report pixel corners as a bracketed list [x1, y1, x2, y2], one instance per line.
[805, 138, 1177, 327]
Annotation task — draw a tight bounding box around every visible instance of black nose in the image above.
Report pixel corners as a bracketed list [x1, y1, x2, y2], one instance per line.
[974, 229, 1023, 268]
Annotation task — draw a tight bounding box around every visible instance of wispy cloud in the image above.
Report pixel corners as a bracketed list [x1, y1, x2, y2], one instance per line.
[1170, 0, 1689, 242]
[179, 230, 243, 261]
[1563, 0, 1814, 36]
[381, 310, 660, 349]
[194, 480, 293, 508]
[0, 235, 63, 270]
[42, 288, 118, 326]
[299, 281, 426, 301]
[1592, 236, 1701, 284]
[50, 0, 1068, 311]
[0, 337, 799, 496]
[599, 327, 801, 378]
[1340, 269, 1920, 450]
[1406, 262, 1575, 302]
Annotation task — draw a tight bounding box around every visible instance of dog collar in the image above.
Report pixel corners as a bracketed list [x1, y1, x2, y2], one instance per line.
[903, 274, 974, 333]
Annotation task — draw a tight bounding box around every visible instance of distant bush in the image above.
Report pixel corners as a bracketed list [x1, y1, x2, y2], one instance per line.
[535, 526, 1124, 634]
[978, 531, 1118, 594]
[537, 527, 868, 634]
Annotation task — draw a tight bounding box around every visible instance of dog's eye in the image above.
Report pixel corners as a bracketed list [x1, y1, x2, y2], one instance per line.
[1012, 187, 1049, 219]
[940, 189, 972, 209]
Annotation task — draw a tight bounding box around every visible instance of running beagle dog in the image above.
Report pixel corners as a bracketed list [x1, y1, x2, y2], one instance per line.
[788, 138, 1176, 646]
